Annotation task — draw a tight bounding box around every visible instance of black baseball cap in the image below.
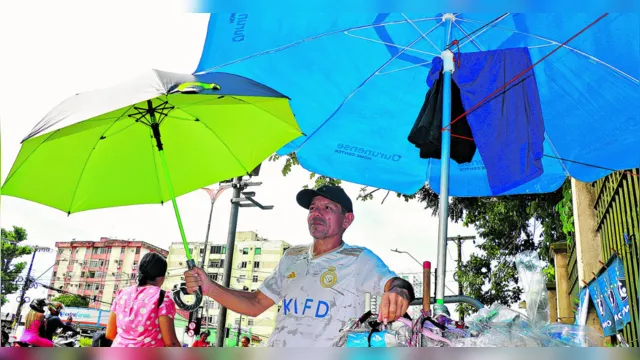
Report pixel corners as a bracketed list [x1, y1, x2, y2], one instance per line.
[296, 185, 353, 213]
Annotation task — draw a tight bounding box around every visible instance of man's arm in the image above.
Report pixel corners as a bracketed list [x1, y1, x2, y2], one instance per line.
[185, 267, 275, 317]
[205, 280, 275, 317]
[384, 277, 415, 302]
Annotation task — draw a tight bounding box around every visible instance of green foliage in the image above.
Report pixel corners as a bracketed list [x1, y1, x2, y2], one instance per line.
[273, 157, 568, 315]
[543, 264, 556, 284]
[1, 226, 33, 307]
[554, 181, 575, 246]
[52, 294, 90, 307]
[78, 337, 93, 347]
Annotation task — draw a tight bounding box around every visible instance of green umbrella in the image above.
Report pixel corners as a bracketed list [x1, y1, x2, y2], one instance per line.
[2, 69, 303, 307]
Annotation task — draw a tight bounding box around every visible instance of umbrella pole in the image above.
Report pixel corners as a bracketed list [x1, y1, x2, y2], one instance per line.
[148, 102, 202, 310]
[434, 47, 456, 316]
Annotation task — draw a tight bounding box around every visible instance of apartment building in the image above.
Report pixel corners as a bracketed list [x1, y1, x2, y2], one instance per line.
[48, 237, 168, 310]
[164, 231, 290, 342]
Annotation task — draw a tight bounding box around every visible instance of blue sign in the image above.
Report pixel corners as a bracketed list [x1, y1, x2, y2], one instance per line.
[596, 269, 624, 331]
[606, 256, 631, 327]
[588, 280, 616, 336]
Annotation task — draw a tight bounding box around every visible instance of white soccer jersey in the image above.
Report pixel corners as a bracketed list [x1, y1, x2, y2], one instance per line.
[258, 241, 397, 347]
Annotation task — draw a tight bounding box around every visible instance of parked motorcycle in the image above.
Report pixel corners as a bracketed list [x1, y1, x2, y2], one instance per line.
[53, 331, 80, 347]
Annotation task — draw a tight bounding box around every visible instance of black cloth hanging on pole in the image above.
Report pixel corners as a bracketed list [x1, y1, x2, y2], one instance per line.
[408, 76, 476, 164]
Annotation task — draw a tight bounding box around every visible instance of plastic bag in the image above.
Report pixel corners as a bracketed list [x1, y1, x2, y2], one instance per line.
[332, 311, 412, 347]
[515, 251, 550, 328]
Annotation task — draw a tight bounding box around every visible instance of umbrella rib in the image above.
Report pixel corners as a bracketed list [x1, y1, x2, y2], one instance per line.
[66, 110, 136, 213]
[454, 14, 511, 49]
[543, 133, 571, 176]
[295, 32, 431, 148]
[457, 17, 639, 83]
[401, 13, 442, 53]
[194, 17, 441, 74]
[453, 22, 485, 51]
[174, 107, 250, 175]
[175, 96, 303, 135]
[2, 131, 59, 188]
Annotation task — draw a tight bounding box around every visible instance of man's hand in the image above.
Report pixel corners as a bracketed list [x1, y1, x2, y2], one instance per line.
[184, 266, 214, 295]
[378, 287, 410, 324]
[378, 277, 414, 324]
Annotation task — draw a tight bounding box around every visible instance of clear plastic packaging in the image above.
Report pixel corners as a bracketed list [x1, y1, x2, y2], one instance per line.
[515, 250, 550, 328]
[332, 312, 412, 347]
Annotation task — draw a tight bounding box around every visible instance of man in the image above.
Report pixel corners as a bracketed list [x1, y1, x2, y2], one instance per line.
[40, 302, 79, 341]
[185, 185, 414, 347]
[240, 336, 250, 347]
[192, 331, 211, 347]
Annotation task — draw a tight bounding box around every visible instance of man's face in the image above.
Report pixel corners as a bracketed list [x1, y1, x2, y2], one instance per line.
[307, 196, 354, 239]
[241, 338, 250, 347]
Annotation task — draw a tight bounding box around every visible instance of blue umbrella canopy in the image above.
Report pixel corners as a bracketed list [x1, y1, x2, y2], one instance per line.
[194, 13, 640, 197]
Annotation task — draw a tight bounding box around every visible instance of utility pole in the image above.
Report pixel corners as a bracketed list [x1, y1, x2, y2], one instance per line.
[13, 246, 51, 330]
[215, 175, 273, 347]
[447, 235, 475, 321]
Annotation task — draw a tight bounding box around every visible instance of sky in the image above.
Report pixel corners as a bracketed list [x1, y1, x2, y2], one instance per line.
[0, 2, 479, 315]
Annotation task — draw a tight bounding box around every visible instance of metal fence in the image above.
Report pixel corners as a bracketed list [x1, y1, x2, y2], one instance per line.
[593, 168, 639, 347]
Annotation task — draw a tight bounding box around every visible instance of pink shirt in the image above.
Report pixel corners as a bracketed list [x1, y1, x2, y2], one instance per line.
[110, 285, 176, 347]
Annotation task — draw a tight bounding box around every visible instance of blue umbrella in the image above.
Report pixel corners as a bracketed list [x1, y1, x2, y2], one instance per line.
[194, 13, 640, 308]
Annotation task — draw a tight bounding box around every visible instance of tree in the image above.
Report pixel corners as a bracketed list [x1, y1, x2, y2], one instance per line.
[52, 294, 90, 308]
[269, 154, 567, 315]
[1, 226, 33, 307]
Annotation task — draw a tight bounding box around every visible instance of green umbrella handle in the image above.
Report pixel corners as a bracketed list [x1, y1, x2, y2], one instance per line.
[157, 146, 204, 311]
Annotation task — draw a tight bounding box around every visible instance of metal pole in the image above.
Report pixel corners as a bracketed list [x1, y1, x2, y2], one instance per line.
[215, 176, 243, 347]
[435, 18, 455, 313]
[201, 196, 216, 268]
[13, 248, 38, 330]
[235, 313, 242, 346]
[410, 295, 484, 311]
[456, 238, 464, 321]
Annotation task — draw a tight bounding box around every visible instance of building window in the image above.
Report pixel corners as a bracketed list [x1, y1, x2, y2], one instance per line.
[247, 319, 254, 326]
[255, 248, 261, 255]
[55, 260, 59, 265]
[252, 275, 258, 283]
[240, 261, 248, 269]
[211, 245, 226, 254]
[120, 248, 125, 254]
[136, 248, 140, 254]
[238, 275, 246, 283]
[200, 248, 205, 256]
[68, 271, 73, 277]
[208, 273, 218, 282]
[253, 261, 260, 269]
[75, 248, 79, 254]
[130, 273, 136, 280]
[132, 261, 138, 269]
[52, 271, 57, 278]
[209, 260, 224, 268]
[234, 318, 241, 325]
[242, 248, 249, 255]
[58, 249, 64, 254]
